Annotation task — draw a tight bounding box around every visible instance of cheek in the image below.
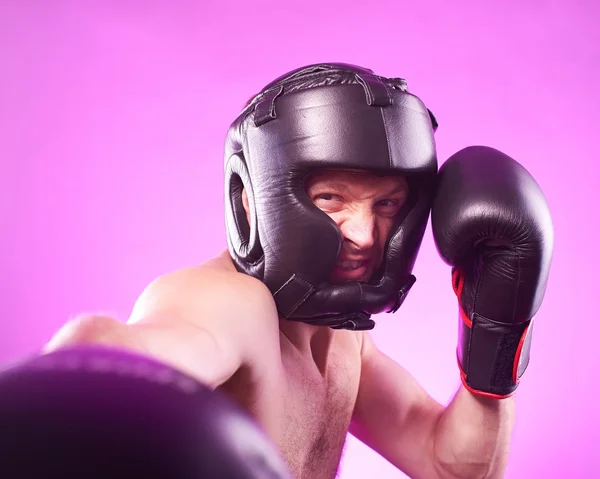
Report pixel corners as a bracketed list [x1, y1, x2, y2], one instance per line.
[324, 211, 345, 228]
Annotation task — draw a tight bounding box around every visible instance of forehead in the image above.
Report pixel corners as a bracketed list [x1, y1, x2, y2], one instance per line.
[305, 168, 408, 189]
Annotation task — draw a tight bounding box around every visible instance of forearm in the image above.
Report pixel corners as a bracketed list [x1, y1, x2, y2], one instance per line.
[44, 315, 239, 389]
[432, 386, 515, 479]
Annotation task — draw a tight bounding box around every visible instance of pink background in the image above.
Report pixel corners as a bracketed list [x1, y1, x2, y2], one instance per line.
[1, 1, 597, 477]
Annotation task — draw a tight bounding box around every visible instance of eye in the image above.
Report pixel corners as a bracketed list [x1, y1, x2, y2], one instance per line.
[375, 198, 404, 216]
[315, 193, 340, 201]
[313, 193, 343, 210]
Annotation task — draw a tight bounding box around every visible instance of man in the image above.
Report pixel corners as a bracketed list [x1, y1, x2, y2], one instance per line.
[5, 64, 554, 479]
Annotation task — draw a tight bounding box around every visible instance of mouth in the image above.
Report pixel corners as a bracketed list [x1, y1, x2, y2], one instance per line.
[335, 259, 367, 271]
[331, 258, 371, 281]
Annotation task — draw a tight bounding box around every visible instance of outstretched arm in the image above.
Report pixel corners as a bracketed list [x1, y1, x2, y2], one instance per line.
[44, 264, 280, 389]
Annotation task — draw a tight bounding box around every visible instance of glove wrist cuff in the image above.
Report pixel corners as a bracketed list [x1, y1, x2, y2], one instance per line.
[457, 313, 534, 398]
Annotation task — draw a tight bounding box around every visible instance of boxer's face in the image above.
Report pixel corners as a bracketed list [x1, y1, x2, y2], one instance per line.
[241, 169, 408, 284]
[305, 169, 409, 284]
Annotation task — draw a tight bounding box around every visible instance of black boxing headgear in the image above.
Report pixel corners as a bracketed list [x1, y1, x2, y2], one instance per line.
[224, 63, 438, 331]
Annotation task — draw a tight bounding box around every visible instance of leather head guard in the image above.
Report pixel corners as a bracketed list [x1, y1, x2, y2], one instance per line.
[224, 63, 438, 330]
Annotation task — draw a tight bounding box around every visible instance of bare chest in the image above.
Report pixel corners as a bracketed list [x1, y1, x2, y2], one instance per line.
[220, 334, 362, 479]
[278, 344, 361, 479]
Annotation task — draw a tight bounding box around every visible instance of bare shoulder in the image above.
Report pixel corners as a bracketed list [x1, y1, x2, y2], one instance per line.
[128, 250, 279, 335]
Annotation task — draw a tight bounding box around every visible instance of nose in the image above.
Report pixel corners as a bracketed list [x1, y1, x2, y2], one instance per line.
[339, 208, 377, 250]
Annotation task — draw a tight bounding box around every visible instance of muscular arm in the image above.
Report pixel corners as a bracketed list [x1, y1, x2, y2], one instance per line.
[45, 262, 280, 389]
[349, 333, 515, 479]
[433, 385, 514, 478]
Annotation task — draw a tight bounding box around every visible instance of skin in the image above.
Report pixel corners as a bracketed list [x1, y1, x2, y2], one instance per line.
[45, 169, 515, 479]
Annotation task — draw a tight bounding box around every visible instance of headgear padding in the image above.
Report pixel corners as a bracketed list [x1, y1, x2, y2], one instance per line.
[224, 63, 437, 330]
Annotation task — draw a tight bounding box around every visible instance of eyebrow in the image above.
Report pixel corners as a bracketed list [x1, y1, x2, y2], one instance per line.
[308, 180, 408, 196]
[381, 183, 409, 195]
[309, 181, 351, 192]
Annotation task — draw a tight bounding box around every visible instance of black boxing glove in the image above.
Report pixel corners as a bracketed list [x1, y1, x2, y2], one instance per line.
[432, 146, 554, 398]
[0, 346, 290, 479]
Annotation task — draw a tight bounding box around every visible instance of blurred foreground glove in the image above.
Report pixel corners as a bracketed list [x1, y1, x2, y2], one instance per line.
[0, 346, 291, 479]
[432, 146, 554, 398]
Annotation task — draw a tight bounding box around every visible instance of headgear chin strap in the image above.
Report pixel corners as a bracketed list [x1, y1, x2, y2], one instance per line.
[224, 63, 438, 331]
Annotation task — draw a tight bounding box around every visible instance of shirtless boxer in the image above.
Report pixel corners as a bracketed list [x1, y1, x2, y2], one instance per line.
[4, 64, 554, 479]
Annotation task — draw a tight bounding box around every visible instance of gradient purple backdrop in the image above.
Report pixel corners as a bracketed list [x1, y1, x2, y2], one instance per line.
[1, 1, 597, 477]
